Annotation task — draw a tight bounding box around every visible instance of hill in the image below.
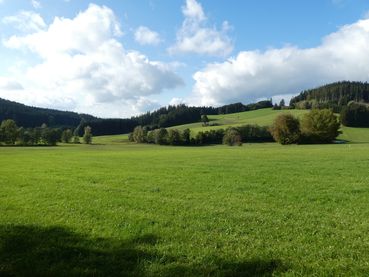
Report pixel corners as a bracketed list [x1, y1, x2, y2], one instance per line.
[0, 97, 273, 135]
[97, 108, 369, 144]
[0, 98, 96, 128]
[290, 81, 369, 111]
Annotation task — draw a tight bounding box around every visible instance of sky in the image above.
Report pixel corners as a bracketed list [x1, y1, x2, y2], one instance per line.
[1, 0, 369, 118]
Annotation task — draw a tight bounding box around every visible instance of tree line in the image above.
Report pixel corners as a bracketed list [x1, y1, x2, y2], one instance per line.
[0, 119, 93, 146]
[0, 97, 96, 129]
[290, 81, 369, 113]
[129, 109, 341, 146]
[1, 96, 273, 136]
[76, 101, 273, 136]
[129, 124, 273, 146]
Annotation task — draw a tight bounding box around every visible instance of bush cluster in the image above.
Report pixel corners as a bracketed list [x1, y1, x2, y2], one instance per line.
[270, 109, 340, 144]
[129, 124, 272, 146]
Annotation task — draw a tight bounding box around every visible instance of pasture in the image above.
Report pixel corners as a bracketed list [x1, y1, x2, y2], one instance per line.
[1, 138, 369, 276]
[1, 109, 369, 276]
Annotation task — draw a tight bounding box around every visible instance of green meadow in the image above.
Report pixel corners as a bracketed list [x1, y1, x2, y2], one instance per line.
[1, 109, 369, 276]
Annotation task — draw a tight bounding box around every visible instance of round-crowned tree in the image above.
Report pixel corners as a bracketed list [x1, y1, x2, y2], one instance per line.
[301, 109, 340, 143]
[223, 128, 242, 146]
[270, 114, 300, 144]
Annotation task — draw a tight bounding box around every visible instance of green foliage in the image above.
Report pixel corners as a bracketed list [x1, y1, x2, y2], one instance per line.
[290, 81, 369, 112]
[0, 119, 18, 145]
[41, 128, 60, 146]
[0, 97, 96, 129]
[168, 129, 182, 145]
[201, 114, 209, 126]
[182, 128, 191, 145]
[72, 136, 80, 144]
[83, 126, 92, 144]
[236, 125, 273, 142]
[223, 128, 242, 146]
[132, 126, 147, 143]
[300, 109, 341, 143]
[270, 114, 301, 144]
[61, 129, 73, 143]
[154, 128, 168, 145]
[341, 102, 369, 127]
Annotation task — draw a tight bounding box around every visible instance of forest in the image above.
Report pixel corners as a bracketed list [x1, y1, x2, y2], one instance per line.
[290, 81, 369, 111]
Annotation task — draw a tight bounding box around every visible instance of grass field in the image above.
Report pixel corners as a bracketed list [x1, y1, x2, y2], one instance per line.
[171, 108, 308, 134]
[1, 109, 369, 276]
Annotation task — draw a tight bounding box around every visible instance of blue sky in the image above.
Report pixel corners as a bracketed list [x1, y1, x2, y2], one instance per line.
[1, 0, 369, 117]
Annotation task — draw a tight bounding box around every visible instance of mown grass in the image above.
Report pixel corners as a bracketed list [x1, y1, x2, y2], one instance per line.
[1, 141, 369, 276]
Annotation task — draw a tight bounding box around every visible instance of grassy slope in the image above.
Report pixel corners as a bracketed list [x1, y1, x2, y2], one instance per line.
[171, 108, 308, 133]
[1, 143, 369, 276]
[168, 108, 369, 143]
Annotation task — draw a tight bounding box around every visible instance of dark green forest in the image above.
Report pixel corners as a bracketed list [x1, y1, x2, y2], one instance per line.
[290, 81, 369, 111]
[290, 81, 369, 127]
[0, 98, 96, 128]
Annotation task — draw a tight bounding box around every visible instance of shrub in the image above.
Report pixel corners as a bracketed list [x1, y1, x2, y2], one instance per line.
[132, 126, 147, 143]
[83, 126, 92, 144]
[73, 136, 80, 144]
[270, 114, 300, 144]
[236, 125, 273, 142]
[300, 109, 340, 143]
[182, 128, 191, 145]
[154, 128, 168, 145]
[61, 129, 73, 143]
[0, 119, 18, 145]
[223, 128, 242, 146]
[168, 129, 182, 145]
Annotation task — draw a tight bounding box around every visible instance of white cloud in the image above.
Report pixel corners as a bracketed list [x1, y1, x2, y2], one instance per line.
[2, 11, 46, 33]
[0, 77, 24, 90]
[182, 0, 205, 21]
[31, 0, 41, 9]
[1, 4, 183, 117]
[134, 26, 161, 45]
[169, 0, 233, 56]
[190, 18, 369, 106]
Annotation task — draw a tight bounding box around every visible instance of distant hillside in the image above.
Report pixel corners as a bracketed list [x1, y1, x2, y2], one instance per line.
[0, 98, 96, 128]
[290, 81, 369, 111]
[0, 97, 273, 135]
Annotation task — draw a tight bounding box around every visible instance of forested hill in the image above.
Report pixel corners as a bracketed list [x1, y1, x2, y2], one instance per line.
[0, 98, 96, 128]
[0, 97, 273, 135]
[290, 81, 369, 111]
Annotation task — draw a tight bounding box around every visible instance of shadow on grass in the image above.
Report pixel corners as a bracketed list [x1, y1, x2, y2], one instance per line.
[0, 225, 286, 276]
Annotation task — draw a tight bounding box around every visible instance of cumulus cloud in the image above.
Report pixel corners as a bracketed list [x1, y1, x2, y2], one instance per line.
[134, 26, 161, 45]
[190, 18, 369, 106]
[169, 0, 233, 56]
[2, 11, 46, 32]
[1, 4, 183, 117]
[31, 0, 41, 9]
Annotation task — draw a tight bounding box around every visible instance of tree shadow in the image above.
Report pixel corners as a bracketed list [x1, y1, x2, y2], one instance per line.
[0, 225, 160, 276]
[0, 225, 287, 276]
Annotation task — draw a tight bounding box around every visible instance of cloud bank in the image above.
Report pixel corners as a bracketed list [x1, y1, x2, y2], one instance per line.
[191, 18, 369, 106]
[1, 4, 183, 117]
